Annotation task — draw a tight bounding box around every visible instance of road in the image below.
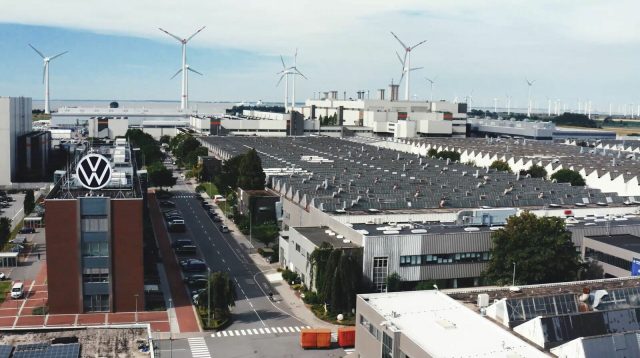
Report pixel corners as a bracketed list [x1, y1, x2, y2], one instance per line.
[156, 178, 348, 357]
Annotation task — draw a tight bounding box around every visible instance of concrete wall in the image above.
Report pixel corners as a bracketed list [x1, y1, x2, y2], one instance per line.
[279, 228, 318, 289]
[111, 199, 144, 312]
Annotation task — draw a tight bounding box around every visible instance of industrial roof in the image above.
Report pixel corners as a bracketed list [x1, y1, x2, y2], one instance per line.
[292, 226, 358, 249]
[586, 234, 640, 252]
[202, 136, 626, 213]
[359, 290, 548, 357]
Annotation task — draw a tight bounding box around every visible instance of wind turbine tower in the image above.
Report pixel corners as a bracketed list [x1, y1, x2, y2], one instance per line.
[289, 49, 307, 112]
[158, 26, 206, 111]
[526, 79, 535, 117]
[391, 31, 427, 101]
[170, 64, 203, 107]
[29, 44, 67, 115]
[493, 98, 498, 113]
[426, 77, 436, 102]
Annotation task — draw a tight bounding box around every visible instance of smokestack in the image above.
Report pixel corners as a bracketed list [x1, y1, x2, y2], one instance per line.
[390, 84, 400, 101]
[377, 89, 385, 100]
[357, 91, 365, 100]
[330, 91, 338, 100]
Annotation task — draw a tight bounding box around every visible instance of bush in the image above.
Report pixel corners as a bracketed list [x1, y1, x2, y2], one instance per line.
[195, 184, 206, 193]
[489, 160, 511, 173]
[32, 306, 48, 315]
[302, 290, 321, 305]
[281, 269, 300, 284]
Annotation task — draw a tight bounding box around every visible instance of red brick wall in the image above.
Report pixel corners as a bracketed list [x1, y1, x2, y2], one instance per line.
[45, 200, 81, 314]
[111, 199, 144, 312]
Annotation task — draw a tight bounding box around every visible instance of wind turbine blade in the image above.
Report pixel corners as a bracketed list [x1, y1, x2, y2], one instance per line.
[276, 74, 286, 87]
[280, 55, 286, 69]
[395, 51, 405, 66]
[186, 26, 206, 42]
[49, 51, 68, 61]
[398, 71, 405, 85]
[158, 28, 183, 42]
[295, 69, 308, 80]
[29, 44, 45, 58]
[390, 31, 408, 50]
[170, 68, 183, 80]
[294, 48, 298, 66]
[411, 39, 428, 50]
[409, 67, 424, 72]
[188, 67, 203, 76]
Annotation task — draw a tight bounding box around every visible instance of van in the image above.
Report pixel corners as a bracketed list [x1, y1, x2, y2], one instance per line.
[10, 282, 24, 299]
[220, 225, 229, 233]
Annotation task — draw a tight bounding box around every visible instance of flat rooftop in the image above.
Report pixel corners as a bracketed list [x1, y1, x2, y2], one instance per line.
[359, 290, 547, 357]
[293, 226, 358, 249]
[587, 234, 640, 252]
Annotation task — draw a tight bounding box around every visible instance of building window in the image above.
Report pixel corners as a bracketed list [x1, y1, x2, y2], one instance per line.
[83, 268, 109, 283]
[295, 243, 301, 252]
[373, 257, 389, 292]
[359, 315, 381, 341]
[83, 294, 109, 312]
[585, 248, 631, 271]
[81, 216, 108, 232]
[82, 241, 109, 257]
[382, 332, 393, 358]
[399, 252, 491, 267]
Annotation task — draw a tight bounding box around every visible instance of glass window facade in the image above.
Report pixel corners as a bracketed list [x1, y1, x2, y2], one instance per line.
[359, 315, 381, 341]
[585, 247, 631, 271]
[81, 217, 109, 232]
[82, 241, 109, 257]
[83, 268, 109, 283]
[83, 294, 109, 312]
[399, 252, 490, 266]
[382, 332, 393, 358]
[373, 257, 389, 292]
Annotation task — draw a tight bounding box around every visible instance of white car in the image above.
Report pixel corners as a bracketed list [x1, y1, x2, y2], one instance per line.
[10, 282, 24, 299]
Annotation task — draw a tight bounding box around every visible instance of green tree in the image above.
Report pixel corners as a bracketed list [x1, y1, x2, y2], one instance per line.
[214, 155, 243, 194]
[147, 162, 176, 189]
[578, 259, 604, 280]
[159, 135, 171, 145]
[237, 148, 266, 190]
[23, 190, 35, 215]
[523, 164, 547, 179]
[309, 242, 334, 292]
[414, 280, 437, 291]
[319, 249, 363, 314]
[197, 271, 237, 320]
[178, 136, 201, 161]
[125, 129, 163, 165]
[434, 150, 460, 162]
[184, 146, 209, 168]
[0, 217, 11, 244]
[551, 113, 599, 128]
[489, 160, 512, 173]
[551, 169, 586, 186]
[385, 272, 402, 292]
[427, 148, 438, 157]
[483, 211, 580, 285]
[252, 222, 280, 247]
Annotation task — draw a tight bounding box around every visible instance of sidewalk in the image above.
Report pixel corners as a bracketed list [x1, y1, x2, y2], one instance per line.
[191, 183, 341, 329]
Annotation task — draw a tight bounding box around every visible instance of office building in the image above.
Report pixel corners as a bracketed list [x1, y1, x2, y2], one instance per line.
[17, 131, 51, 181]
[45, 138, 144, 314]
[0, 97, 33, 185]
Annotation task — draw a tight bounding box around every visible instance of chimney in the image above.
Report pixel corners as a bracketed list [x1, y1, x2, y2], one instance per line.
[330, 91, 338, 100]
[390, 84, 399, 101]
[377, 89, 386, 100]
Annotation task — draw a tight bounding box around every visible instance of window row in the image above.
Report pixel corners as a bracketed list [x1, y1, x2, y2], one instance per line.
[84, 294, 109, 312]
[399, 252, 490, 266]
[83, 268, 109, 283]
[81, 217, 109, 232]
[359, 315, 381, 341]
[82, 241, 109, 257]
[585, 248, 631, 271]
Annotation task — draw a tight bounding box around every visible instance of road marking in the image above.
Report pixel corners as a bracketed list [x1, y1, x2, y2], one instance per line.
[282, 327, 290, 333]
[210, 326, 308, 338]
[252, 328, 259, 334]
[258, 328, 265, 334]
[246, 329, 253, 335]
[264, 327, 271, 334]
[228, 330, 235, 336]
[294, 327, 301, 332]
[240, 329, 247, 336]
[275, 327, 283, 333]
[222, 331, 228, 336]
[187, 337, 211, 358]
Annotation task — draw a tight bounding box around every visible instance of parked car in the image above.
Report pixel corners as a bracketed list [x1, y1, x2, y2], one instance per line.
[180, 259, 207, 272]
[10, 282, 24, 299]
[212, 216, 222, 223]
[160, 200, 176, 208]
[171, 239, 193, 249]
[186, 278, 208, 290]
[175, 245, 197, 255]
[10, 237, 27, 245]
[18, 227, 35, 234]
[183, 274, 207, 284]
[165, 215, 184, 223]
[220, 225, 230, 233]
[168, 220, 186, 233]
[10, 245, 24, 253]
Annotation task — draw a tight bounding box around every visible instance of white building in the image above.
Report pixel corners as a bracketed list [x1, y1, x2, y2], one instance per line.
[0, 97, 32, 185]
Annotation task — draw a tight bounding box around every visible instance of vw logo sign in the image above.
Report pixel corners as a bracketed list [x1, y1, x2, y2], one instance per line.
[76, 154, 112, 190]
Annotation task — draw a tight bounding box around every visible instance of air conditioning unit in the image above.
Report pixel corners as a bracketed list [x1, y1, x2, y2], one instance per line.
[477, 293, 490, 308]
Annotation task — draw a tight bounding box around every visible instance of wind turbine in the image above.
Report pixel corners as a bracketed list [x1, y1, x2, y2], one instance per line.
[425, 77, 436, 102]
[526, 78, 536, 117]
[289, 49, 307, 112]
[170, 64, 203, 107]
[506, 94, 512, 116]
[29, 44, 67, 114]
[493, 97, 499, 113]
[158, 26, 206, 111]
[391, 31, 427, 101]
[277, 56, 294, 111]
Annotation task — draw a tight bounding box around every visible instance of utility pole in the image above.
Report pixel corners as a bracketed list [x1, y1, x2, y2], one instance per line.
[512, 262, 517, 286]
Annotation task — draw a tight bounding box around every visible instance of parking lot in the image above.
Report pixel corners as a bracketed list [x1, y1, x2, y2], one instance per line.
[0, 193, 25, 229]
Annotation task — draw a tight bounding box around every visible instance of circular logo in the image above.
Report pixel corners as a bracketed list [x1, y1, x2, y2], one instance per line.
[76, 154, 112, 190]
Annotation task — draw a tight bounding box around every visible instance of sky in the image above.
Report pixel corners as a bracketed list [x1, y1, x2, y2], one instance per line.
[0, 0, 638, 110]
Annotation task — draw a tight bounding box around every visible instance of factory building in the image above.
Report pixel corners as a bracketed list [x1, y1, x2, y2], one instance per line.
[45, 138, 144, 314]
[0, 97, 33, 186]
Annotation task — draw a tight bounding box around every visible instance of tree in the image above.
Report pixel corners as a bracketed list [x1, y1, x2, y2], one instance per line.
[523, 164, 547, 179]
[414, 280, 437, 291]
[551, 169, 586, 186]
[197, 271, 237, 320]
[252, 222, 280, 247]
[434, 150, 460, 162]
[0, 217, 11, 244]
[23, 190, 35, 215]
[309, 242, 334, 292]
[578, 259, 604, 280]
[147, 162, 176, 189]
[184, 146, 209, 169]
[125, 129, 163, 165]
[159, 135, 171, 145]
[214, 155, 243, 194]
[386, 272, 402, 292]
[489, 160, 512, 173]
[319, 249, 363, 315]
[551, 113, 599, 128]
[427, 148, 438, 157]
[237, 148, 266, 190]
[483, 211, 580, 285]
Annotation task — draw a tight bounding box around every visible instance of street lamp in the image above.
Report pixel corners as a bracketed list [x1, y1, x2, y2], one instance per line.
[207, 267, 211, 329]
[134, 294, 139, 323]
[168, 298, 173, 358]
[249, 208, 253, 248]
[512, 262, 517, 286]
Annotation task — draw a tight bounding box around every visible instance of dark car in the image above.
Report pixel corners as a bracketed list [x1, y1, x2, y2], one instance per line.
[212, 216, 222, 223]
[19, 227, 35, 234]
[163, 209, 181, 216]
[186, 278, 208, 290]
[171, 239, 193, 249]
[160, 200, 176, 208]
[180, 259, 207, 272]
[175, 245, 197, 255]
[183, 274, 207, 283]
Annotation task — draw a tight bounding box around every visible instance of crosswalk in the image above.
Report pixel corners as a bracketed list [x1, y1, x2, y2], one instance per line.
[211, 326, 311, 338]
[188, 337, 212, 358]
[173, 195, 200, 199]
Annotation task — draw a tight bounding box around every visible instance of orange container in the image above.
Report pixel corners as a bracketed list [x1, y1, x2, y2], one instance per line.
[300, 329, 318, 349]
[315, 328, 331, 348]
[337, 326, 356, 348]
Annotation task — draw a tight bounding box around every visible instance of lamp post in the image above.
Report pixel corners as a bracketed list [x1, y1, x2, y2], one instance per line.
[168, 298, 173, 358]
[134, 294, 139, 323]
[512, 262, 517, 286]
[207, 267, 211, 329]
[249, 208, 253, 248]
